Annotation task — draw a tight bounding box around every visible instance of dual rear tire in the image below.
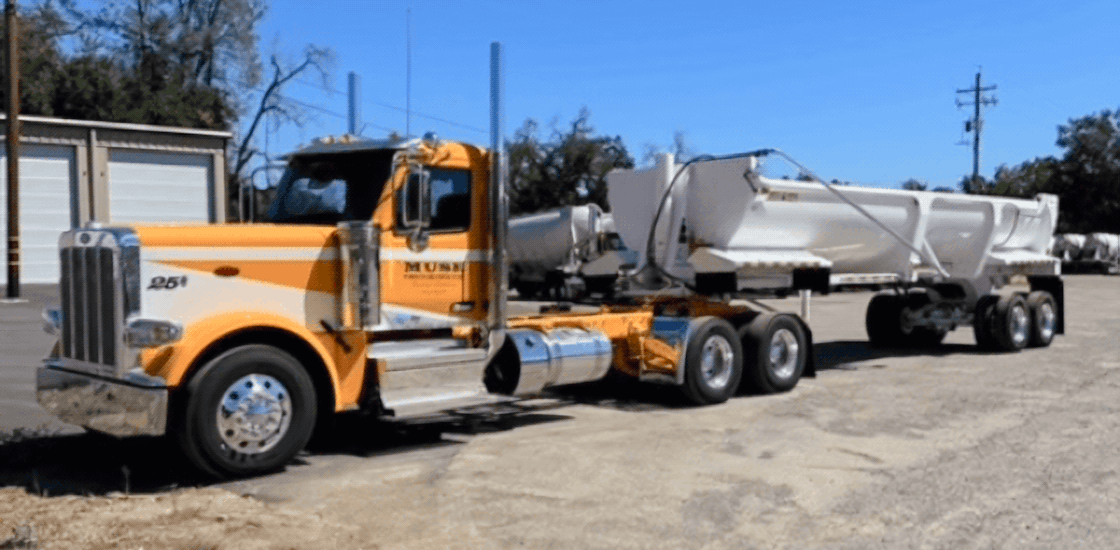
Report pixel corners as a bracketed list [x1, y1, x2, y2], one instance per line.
[679, 314, 808, 405]
[974, 292, 1056, 351]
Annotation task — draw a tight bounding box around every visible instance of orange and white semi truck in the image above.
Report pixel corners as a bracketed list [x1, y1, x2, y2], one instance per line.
[35, 44, 813, 477]
[35, 43, 1064, 478]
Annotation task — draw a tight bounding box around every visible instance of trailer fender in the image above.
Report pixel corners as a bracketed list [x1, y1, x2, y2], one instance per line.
[1027, 275, 1065, 335]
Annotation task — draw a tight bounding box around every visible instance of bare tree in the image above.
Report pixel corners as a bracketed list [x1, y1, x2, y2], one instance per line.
[229, 46, 334, 217]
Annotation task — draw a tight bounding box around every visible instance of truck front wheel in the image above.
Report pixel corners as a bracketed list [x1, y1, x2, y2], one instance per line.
[680, 317, 743, 405]
[176, 345, 317, 478]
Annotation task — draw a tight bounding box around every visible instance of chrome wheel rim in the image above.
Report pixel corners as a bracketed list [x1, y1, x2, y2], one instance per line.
[1037, 302, 1055, 341]
[1010, 304, 1029, 347]
[700, 335, 735, 390]
[769, 329, 800, 380]
[216, 374, 292, 455]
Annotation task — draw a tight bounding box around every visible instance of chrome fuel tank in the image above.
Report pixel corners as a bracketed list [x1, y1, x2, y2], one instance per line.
[505, 328, 613, 395]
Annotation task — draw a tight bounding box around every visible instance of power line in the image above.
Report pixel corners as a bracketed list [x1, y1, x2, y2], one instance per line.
[292, 76, 487, 133]
[275, 93, 397, 133]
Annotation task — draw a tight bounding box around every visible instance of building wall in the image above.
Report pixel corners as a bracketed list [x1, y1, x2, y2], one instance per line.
[0, 115, 231, 283]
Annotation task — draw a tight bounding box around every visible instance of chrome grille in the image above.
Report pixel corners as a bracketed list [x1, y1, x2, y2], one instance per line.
[58, 229, 132, 378]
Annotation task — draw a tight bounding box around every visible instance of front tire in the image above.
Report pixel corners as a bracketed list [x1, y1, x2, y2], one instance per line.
[176, 345, 317, 478]
[740, 313, 808, 394]
[680, 317, 743, 405]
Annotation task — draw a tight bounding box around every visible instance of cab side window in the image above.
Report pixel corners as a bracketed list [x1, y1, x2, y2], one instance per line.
[428, 169, 471, 231]
[396, 167, 471, 232]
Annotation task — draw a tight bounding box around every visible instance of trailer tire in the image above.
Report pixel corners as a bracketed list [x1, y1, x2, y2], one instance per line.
[990, 294, 1031, 352]
[1025, 291, 1057, 348]
[739, 313, 807, 394]
[680, 317, 743, 405]
[866, 294, 903, 347]
[972, 295, 1000, 350]
[866, 294, 946, 348]
[514, 282, 542, 300]
[176, 345, 317, 479]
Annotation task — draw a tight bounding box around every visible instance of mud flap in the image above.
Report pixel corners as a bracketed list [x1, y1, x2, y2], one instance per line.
[791, 315, 817, 378]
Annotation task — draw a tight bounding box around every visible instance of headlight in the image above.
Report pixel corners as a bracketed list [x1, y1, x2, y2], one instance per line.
[124, 318, 183, 348]
[42, 307, 63, 336]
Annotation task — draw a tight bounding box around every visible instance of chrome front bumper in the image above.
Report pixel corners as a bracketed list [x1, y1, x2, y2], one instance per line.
[36, 363, 168, 437]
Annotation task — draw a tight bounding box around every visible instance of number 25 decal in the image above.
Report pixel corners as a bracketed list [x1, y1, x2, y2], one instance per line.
[148, 276, 188, 290]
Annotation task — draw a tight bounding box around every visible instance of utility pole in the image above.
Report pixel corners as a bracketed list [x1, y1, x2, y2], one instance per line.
[956, 69, 997, 187]
[4, 0, 20, 300]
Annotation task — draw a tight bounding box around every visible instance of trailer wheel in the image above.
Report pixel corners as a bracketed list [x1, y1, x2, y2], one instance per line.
[680, 317, 743, 405]
[989, 294, 1031, 352]
[1025, 291, 1057, 348]
[176, 345, 317, 478]
[739, 313, 807, 394]
[972, 295, 1000, 350]
[514, 282, 542, 300]
[865, 294, 946, 348]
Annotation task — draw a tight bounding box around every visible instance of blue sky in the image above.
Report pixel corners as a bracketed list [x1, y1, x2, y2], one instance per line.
[254, 0, 1119, 190]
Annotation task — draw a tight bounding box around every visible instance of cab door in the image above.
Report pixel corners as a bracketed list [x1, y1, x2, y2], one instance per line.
[377, 160, 481, 329]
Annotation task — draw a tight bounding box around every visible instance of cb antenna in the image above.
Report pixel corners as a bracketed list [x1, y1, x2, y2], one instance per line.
[406, 8, 411, 138]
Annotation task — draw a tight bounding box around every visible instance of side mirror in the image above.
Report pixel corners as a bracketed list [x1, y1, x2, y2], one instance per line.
[400, 169, 431, 228]
[400, 167, 431, 251]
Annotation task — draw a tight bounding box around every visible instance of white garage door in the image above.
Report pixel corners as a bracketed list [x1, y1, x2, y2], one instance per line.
[108, 150, 213, 224]
[0, 144, 77, 283]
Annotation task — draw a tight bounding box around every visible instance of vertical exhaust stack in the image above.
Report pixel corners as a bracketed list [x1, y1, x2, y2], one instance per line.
[488, 42, 508, 341]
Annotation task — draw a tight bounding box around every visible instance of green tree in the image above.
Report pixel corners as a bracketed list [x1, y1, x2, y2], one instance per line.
[0, 4, 232, 130]
[961, 108, 1120, 233]
[1050, 109, 1120, 232]
[507, 108, 634, 215]
[900, 178, 928, 191]
[989, 157, 1057, 199]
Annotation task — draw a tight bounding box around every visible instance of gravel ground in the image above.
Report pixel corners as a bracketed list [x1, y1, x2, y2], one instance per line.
[1, 275, 1117, 549]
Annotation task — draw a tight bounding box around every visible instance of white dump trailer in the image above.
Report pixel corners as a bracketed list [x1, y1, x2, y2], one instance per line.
[1052, 234, 1086, 262]
[508, 203, 638, 299]
[1079, 233, 1120, 274]
[608, 150, 1065, 352]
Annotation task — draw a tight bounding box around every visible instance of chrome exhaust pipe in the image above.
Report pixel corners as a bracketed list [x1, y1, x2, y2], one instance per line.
[488, 42, 508, 344]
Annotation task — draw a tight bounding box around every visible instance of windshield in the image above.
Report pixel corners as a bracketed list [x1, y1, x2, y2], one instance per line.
[265, 150, 395, 225]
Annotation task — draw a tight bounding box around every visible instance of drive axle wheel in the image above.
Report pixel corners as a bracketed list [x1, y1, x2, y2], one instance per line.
[680, 317, 743, 405]
[740, 313, 808, 394]
[1025, 291, 1057, 348]
[177, 345, 317, 478]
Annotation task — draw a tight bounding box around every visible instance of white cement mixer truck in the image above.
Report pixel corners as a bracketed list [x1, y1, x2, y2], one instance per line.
[508, 204, 639, 299]
[607, 151, 1064, 352]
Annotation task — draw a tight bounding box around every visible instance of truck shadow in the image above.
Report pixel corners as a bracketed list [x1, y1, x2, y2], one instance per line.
[0, 410, 574, 498]
[814, 340, 980, 370]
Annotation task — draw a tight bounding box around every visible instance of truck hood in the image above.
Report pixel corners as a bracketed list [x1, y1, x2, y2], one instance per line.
[131, 223, 340, 249]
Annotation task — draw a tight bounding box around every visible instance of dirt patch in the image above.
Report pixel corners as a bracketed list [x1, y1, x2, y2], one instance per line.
[0, 486, 367, 550]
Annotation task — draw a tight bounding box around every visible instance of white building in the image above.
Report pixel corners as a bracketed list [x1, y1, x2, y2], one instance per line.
[0, 115, 231, 283]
